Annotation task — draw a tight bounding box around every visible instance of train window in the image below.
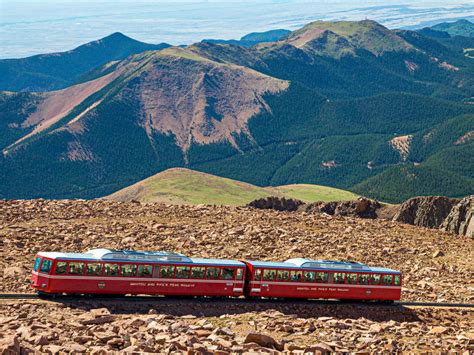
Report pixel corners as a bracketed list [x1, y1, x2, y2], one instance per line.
[370, 274, 380, 285]
[87, 263, 102, 276]
[304, 271, 316, 282]
[191, 267, 205, 279]
[55, 262, 67, 275]
[290, 270, 303, 282]
[263, 269, 275, 281]
[176, 266, 190, 279]
[122, 264, 137, 277]
[40, 259, 52, 274]
[206, 267, 220, 280]
[221, 268, 235, 280]
[104, 263, 119, 276]
[394, 275, 401, 286]
[254, 269, 262, 281]
[236, 268, 244, 280]
[333, 272, 345, 284]
[382, 275, 393, 285]
[69, 262, 85, 275]
[276, 270, 289, 281]
[346, 273, 358, 284]
[358, 274, 369, 285]
[34, 257, 41, 272]
[137, 265, 153, 277]
[316, 272, 328, 283]
[159, 266, 175, 278]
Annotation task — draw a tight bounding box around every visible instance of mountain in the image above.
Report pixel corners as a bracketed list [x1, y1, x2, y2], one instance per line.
[106, 168, 358, 205]
[202, 29, 290, 47]
[1, 20, 473, 202]
[430, 19, 474, 38]
[0, 32, 170, 92]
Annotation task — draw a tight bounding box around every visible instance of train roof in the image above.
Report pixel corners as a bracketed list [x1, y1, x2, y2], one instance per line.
[38, 249, 244, 267]
[246, 258, 401, 274]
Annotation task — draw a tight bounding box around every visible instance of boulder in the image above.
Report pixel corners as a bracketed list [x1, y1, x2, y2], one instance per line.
[243, 332, 282, 350]
[440, 196, 473, 238]
[392, 196, 460, 229]
[304, 197, 382, 218]
[247, 196, 304, 212]
[0, 335, 20, 354]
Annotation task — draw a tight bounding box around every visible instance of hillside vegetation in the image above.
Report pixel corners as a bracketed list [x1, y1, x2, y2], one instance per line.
[106, 168, 358, 205]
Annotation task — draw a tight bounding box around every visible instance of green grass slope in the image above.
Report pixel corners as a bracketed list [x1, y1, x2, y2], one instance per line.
[106, 168, 358, 205]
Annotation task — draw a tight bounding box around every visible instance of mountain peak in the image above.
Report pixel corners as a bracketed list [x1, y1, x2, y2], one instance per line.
[286, 19, 412, 55]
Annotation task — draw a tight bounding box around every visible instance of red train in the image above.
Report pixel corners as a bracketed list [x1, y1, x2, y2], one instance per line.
[31, 249, 402, 301]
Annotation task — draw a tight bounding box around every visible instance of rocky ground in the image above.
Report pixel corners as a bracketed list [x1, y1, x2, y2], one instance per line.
[0, 199, 473, 352]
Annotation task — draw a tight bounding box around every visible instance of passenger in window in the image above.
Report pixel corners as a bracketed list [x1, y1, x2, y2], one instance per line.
[87, 263, 102, 276]
[254, 269, 262, 280]
[346, 273, 358, 284]
[104, 263, 119, 276]
[358, 274, 369, 285]
[316, 272, 328, 283]
[370, 274, 380, 285]
[160, 266, 174, 278]
[122, 264, 137, 277]
[176, 266, 190, 278]
[304, 272, 315, 282]
[263, 270, 274, 281]
[382, 275, 393, 285]
[222, 268, 235, 280]
[55, 262, 67, 275]
[69, 262, 85, 275]
[206, 267, 220, 280]
[277, 270, 289, 281]
[394, 275, 401, 286]
[138, 265, 153, 277]
[40, 259, 53, 274]
[334, 273, 345, 284]
[191, 267, 205, 279]
[236, 268, 244, 280]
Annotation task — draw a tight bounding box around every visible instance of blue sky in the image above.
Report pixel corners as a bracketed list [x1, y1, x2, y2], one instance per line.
[1, 0, 473, 58]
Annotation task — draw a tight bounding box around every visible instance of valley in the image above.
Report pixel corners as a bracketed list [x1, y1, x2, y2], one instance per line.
[0, 20, 473, 202]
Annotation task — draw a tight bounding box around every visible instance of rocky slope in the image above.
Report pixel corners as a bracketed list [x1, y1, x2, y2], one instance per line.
[0, 199, 473, 352]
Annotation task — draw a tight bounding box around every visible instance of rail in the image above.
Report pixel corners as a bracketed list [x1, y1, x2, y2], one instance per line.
[0, 293, 473, 308]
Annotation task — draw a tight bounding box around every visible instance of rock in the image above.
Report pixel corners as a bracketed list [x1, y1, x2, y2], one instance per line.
[441, 196, 473, 237]
[432, 250, 444, 258]
[304, 197, 382, 219]
[79, 315, 115, 325]
[247, 196, 304, 212]
[243, 332, 283, 351]
[428, 326, 449, 335]
[3, 267, 26, 278]
[393, 196, 460, 229]
[0, 335, 20, 354]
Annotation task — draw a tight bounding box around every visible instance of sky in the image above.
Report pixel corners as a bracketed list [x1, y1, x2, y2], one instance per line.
[1, 0, 474, 59]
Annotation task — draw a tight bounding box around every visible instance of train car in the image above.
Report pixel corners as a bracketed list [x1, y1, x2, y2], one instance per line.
[243, 258, 401, 301]
[31, 249, 246, 297]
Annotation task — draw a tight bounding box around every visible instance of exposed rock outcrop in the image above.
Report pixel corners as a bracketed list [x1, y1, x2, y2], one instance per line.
[247, 196, 304, 212]
[392, 196, 461, 229]
[441, 196, 473, 238]
[303, 197, 382, 219]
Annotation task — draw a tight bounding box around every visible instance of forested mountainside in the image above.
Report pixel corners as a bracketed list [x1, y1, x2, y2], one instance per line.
[0, 19, 473, 202]
[0, 32, 170, 92]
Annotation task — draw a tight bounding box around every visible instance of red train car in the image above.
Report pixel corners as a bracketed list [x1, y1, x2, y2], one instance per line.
[31, 249, 402, 301]
[31, 249, 246, 297]
[244, 258, 402, 301]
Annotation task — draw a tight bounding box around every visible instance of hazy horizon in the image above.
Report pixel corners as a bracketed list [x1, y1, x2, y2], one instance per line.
[1, 0, 473, 59]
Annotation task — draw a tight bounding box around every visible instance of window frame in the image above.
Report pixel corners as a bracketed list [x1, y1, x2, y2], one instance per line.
[68, 261, 85, 275]
[370, 274, 381, 285]
[85, 262, 103, 276]
[205, 267, 221, 280]
[221, 268, 236, 280]
[137, 264, 153, 278]
[254, 269, 262, 281]
[159, 265, 176, 278]
[55, 261, 68, 275]
[34, 257, 42, 272]
[276, 269, 290, 282]
[175, 266, 191, 279]
[394, 275, 401, 286]
[236, 268, 244, 280]
[121, 263, 137, 277]
[103, 263, 120, 277]
[346, 273, 358, 285]
[262, 269, 276, 281]
[315, 271, 328, 283]
[382, 274, 393, 286]
[333, 272, 346, 284]
[39, 258, 53, 274]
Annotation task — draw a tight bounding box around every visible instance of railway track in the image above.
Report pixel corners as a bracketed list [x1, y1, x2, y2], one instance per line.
[0, 293, 473, 309]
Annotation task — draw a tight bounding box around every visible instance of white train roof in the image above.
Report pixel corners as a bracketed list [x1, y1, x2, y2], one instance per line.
[37, 249, 244, 266]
